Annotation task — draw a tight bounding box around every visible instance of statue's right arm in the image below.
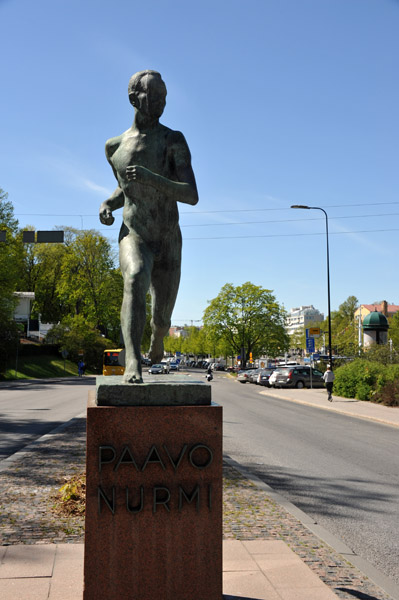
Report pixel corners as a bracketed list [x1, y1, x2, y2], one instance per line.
[99, 137, 125, 226]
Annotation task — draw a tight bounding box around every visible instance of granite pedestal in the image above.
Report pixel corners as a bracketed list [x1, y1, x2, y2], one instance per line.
[84, 376, 222, 600]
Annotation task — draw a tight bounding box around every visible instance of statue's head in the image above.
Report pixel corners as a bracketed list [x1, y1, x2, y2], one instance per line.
[128, 70, 167, 119]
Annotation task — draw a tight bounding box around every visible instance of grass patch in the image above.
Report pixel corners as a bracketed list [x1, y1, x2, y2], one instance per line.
[3, 354, 88, 380]
[51, 473, 86, 516]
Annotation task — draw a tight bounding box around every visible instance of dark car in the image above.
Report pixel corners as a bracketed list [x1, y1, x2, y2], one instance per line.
[274, 366, 324, 389]
[256, 368, 275, 387]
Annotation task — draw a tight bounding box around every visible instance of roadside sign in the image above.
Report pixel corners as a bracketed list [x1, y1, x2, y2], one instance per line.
[306, 337, 315, 352]
[313, 353, 320, 361]
[309, 327, 320, 337]
[78, 349, 84, 356]
[61, 349, 69, 359]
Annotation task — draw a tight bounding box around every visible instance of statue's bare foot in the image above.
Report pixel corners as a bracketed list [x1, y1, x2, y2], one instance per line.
[149, 335, 164, 365]
[122, 360, 143, 384]
[122, 371, 143, 384]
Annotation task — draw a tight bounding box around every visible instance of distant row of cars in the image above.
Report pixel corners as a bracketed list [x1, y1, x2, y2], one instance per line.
[148, 361, 180, 374]
[237, 365, 325, 389]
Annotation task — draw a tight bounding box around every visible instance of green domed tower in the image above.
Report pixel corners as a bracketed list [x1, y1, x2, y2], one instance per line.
[362, 310, 389, 346]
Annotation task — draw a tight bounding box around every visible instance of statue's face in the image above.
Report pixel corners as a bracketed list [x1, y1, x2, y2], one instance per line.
[135, 74, 166, 119]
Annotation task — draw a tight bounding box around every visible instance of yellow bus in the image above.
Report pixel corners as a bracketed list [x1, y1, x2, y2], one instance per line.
[103, 349, 125, 376]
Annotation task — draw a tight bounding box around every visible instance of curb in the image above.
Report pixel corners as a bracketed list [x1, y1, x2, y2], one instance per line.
[224, 455, 399, 600]
[0, 411, 86, 474]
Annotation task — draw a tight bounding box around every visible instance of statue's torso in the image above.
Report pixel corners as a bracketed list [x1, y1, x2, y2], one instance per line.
[109, 124, 179, 242]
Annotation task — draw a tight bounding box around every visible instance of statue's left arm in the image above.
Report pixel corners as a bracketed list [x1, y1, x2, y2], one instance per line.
[126, 131, 198, 206]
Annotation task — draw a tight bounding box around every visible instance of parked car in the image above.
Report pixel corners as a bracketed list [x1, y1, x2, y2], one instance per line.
[256, 368, 275, 387]
[169, 362, 180, 371]
[248, 368, 262, 384]
[268, 368, 282, 387]
[274, 366, 324, 389]
[160, 361, 170, 374]
[237, 369, 255, 383]
[148, 364, 165, 375]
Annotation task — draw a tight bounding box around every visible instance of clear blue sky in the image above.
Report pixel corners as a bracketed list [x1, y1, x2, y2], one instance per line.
[1, 0, 398, 324]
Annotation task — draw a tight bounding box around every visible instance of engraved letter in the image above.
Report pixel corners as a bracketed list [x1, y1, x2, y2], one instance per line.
[163, 444, 187, 472]
[126, 486, 144, 513]
[114, 446, 139, 472]
[153, 486, 171, 513]
[141, 445, 166, 471]
[178, 485, 200, 512]
[189, 444, 213, 469]
[98, 486, 115, 514]
[99, 445, 116, 472]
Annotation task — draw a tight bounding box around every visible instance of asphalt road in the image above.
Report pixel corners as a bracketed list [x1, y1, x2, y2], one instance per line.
[1, 371, 398, 587]
[212, 372, 399, 586]
[0, 377, 94, 459]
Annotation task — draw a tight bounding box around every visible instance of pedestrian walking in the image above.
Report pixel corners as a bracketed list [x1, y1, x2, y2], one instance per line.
[323, 365, 335, 401]
[78, 359, 85, 377]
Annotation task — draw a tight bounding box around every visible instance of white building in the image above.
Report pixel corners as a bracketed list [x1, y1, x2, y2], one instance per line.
[13, 292, 35, 323]
[13, 292, 54, 340]
[286, 305, 324, 336]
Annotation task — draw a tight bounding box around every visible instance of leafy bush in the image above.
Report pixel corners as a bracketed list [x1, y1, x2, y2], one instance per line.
[334, 359, 399, 404]
[374, 380, 399, 407]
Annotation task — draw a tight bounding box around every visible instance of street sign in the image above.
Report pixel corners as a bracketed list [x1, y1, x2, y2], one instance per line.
[306, 337, 315, 352]
[313, 353, 320, 361]
[309, 327, 321, 337]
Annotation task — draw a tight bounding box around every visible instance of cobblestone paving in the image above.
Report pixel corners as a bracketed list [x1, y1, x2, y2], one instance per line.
[0, 418, 393, 600]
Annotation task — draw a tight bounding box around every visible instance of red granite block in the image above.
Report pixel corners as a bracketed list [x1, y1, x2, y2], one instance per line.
[84, 391, 222, 600]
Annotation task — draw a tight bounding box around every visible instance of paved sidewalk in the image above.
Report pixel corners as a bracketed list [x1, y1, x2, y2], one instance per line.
[0, 540, 343, 600]
[259, 385, 399, 427]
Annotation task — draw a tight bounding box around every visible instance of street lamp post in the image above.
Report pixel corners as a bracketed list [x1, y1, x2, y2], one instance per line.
[291, 205, 333, 369]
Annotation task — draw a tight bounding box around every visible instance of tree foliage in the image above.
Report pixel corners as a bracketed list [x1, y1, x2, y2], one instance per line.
[18, 227, 123, 342]
[47, 314, 114, 372]
[0, 189, 23, 373]
[203, 282, 289, 362]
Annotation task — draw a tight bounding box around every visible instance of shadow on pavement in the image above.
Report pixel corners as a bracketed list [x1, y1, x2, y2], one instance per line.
[246, 463, 395, 519]
[337, 588, 382, 600]
[0, 377, 96, 391]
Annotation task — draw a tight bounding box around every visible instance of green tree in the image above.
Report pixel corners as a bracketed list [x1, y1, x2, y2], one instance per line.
[330, 295, 359, 356]
[388, 312, 399, 351]
[0, 189, 23, 373]
[203, 282, 289, 365]
[48, 314, 113, 372]
[55, 229, 123, 341]
[19, 236, 69, 322]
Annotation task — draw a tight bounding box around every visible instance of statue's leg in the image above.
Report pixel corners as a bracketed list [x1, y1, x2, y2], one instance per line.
[119, 234, 153, 384]
[149, 235, 182, 364]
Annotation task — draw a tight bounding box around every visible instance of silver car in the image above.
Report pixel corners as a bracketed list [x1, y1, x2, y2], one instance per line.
[237, 369, 256, 383]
